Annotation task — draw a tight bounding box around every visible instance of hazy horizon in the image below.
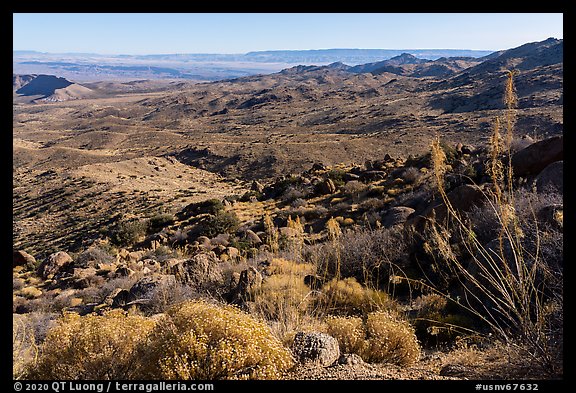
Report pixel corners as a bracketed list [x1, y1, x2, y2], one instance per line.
[13, 13, 563, 55]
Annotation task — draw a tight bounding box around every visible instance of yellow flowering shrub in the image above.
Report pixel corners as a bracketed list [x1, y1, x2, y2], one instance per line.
[326, 311, 421, 366]
[320, 277, 394, 315]
[325, 315, 366, 355]
[364, 311, 421, 365]
[252, 273, 312, 320]
[27, 310, 155, 379]
[138, 300, 294, 379]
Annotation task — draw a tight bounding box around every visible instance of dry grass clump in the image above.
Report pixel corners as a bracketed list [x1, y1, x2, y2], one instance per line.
[319, 277, 394, 315]
[26, 310, 155, 379]
[266, 257, 316, 276]
[326, 311, 421, 366]
[137, 300, 294, 379]
[425, 71, 563, 377]
[13, 314, 38, 379]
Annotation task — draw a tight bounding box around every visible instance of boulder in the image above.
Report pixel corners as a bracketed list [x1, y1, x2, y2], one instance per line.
[13, 250, 36, 269]
[537, 204, 563, 230]
[245, 229, 262, 245]
[292, 332, 340, 367]
[535, 161, 563, 194]
[407, 184, 485, 230]
[317, 178, 336, 195]
[38, 251, 73, 279]
[167, 253, 223, 287]
[381, 206, 415, 228]
[311, 162, 327, 172]
[226, 266, 262, 304]
[210, 233, 230, 246]
[511, 135, 563, 177]
[129, 275, 177, 300]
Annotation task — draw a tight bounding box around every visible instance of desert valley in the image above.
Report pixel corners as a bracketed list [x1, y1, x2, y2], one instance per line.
[13, 37, 563, 381]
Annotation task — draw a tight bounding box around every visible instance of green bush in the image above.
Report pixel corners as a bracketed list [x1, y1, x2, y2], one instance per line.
[148, 213, 175, 231]
[108, 219, 148, 247]
[137, 300, 294, 379]
[200, 210, 240, 237]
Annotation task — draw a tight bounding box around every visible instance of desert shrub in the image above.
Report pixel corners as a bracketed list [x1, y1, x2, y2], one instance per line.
[252, 273, 312, 321]
[280, 205, 329, 220]
[326, 311, 421, 366]
[177, 198, 225, 219]
[13, 277, 25, 291]
[26, 310, 155, 379]
[108, 219, 148, 247]
[326, 169, 346, 187]
[143, 280, 198, 315]
[13, 314, 39, 379]
[343, 180, 366, 201]
[265, 258, 316, 276]
[148, 213, 175, 231]
[200, 210, 240, 237]
[319, 277, 394, 316]
[291, 198, 308, 208]
[325, 315, 366, 355]
[358, 197, 386, 212]
[364, 311, 421, 365]
[271, 175, 304, 196]
[137, 300, 294, 379]
[424, 71, 563, 377]
[401, 166, 422, 184]
[75, 246, 115, 268]
[312, 225, 412, 288]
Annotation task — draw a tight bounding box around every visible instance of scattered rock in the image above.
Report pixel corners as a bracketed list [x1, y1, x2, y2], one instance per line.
[360, 170, 387, 181]
[511, 135, 563, 177]
[38, 251, 73, 279]
[439, 364, 474, 377]
[535, 161, 563, 194]
[105, 288, 132, 307]
[115, 265, 134, 277]
[13, 250, 36, 269]
[338, 353, 365, 366]
[292, 332, 340, 367]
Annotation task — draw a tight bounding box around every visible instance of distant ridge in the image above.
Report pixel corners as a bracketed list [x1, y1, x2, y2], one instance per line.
[13, 74, 94, 102]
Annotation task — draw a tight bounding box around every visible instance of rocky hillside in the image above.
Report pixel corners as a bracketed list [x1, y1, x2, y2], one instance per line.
[13, 74, 94, 102]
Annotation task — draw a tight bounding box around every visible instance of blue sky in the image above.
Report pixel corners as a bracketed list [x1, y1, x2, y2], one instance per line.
[13, 13, 563, 54]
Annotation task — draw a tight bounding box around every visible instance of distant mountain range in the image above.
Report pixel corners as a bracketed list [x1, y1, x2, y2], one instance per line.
[13, 48, 494, 82]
